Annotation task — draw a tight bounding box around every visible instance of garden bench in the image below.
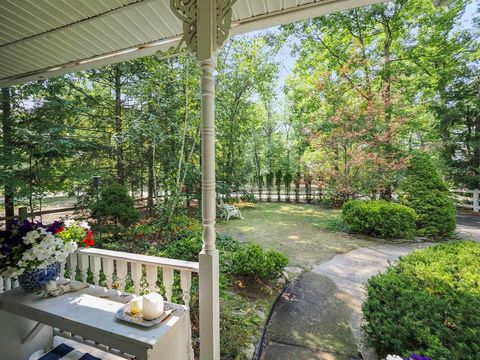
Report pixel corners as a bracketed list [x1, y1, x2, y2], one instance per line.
[217, 199, 243, 220]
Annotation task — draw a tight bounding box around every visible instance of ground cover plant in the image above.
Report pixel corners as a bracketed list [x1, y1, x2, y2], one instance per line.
[362, 241, 480, 359]
[92, 210, 288, 359]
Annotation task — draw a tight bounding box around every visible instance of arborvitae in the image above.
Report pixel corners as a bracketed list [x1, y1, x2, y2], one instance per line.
[400, 152, 456, 240]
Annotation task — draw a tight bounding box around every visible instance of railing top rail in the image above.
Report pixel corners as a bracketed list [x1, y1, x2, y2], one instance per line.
[451, 189, 476, 194]
[77, 248, 199, 273]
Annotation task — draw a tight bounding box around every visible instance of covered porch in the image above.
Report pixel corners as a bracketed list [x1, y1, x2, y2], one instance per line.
[0, 0, 415, 359]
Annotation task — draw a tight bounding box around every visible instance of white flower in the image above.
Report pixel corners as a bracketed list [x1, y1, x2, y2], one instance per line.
[386, 356, 403, 360]
[64, 219, 75, 228]
[23, 230, 40, 245]
[79, 220, 90, 230]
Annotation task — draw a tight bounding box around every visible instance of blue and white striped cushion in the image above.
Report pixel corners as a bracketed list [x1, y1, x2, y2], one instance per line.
[39, 344, 100, 360]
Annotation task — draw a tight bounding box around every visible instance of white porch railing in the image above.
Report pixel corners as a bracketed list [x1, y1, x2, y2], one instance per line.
[1, 248, 199, 306]
[64, 248, 198, 306]
[1, 248, 198, 359]
[452, 189, 480, 213]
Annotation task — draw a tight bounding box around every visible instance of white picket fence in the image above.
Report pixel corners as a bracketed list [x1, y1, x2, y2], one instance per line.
[451, 189, 479, 213]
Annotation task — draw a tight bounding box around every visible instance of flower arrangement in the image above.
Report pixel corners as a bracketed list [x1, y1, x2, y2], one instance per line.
[0, 219, 94, 277]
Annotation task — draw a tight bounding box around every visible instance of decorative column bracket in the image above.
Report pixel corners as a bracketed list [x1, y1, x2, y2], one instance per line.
[170, 0, 236, 55]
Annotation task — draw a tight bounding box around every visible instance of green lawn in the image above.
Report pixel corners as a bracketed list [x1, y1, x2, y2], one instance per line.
[217, 202, 378, 270]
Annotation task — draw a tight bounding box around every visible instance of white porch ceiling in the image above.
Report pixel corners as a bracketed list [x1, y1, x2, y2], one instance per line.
[0, 0, 384, 87]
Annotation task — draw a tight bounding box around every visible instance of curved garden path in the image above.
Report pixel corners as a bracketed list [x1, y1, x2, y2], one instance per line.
[260, 242, 433, 360]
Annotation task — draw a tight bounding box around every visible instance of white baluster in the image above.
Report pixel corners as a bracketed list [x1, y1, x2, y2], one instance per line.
[0, 276, 4, 293]
[145, 265, 158, 293]
[116, 260, 128, 292]
[4, 277, 11, 291]
[78, 254, 89, 283]
[59, 261, 66, 279]
[180, 270, 192, 306]
[12, 278, 19, 289]
[91, 256, 101, 286]
[103, 258, 114, 288]
[131, 263, 143, 295]
[162, 268, 174, 302]
[67, 253, 78, 281]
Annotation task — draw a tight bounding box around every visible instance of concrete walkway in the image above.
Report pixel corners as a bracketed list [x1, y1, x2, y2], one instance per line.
[260, 242, 433, 360]
[260, 213, 479, 360]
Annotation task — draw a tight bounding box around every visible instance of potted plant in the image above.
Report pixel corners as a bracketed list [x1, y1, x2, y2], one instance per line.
[0, 219, 94, 291]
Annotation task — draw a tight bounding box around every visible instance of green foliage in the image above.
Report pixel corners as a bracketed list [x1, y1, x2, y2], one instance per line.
[342, 200, 417, 239]
[161, 230, 289, 281]
[224, 243, 288, 279]
[161, 214, 202, 243]
[275, 169, 283, 188]
[91, 182, 140, 226]
[314, 214, 349, 233]
[362, 241, 480, 359]
[220, 292, 265, 360]
[266, 172, 274, 188]
[161, 235, 202, 262]
[400, 152, 456, 240]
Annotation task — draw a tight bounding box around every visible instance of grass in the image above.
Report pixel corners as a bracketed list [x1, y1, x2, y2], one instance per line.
[217, 202, 377, 270]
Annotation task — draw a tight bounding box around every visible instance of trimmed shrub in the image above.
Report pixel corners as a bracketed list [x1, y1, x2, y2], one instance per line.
[161, 232, 288, 281]
[91, 182, 140, 226]
[342, 200, 417, 239]
[362, 241, 480, 359]
[400, 152, 456, 240]
[225, 243, 288, 279]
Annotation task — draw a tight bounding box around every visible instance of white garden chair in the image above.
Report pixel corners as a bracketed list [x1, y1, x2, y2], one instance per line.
[217, 199, 243, 220]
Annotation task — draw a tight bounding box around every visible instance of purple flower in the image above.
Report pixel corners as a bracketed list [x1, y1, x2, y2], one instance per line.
[46, 221, 64, 234]
[408, 354, 432, 360]
[0, 242, 11, 256]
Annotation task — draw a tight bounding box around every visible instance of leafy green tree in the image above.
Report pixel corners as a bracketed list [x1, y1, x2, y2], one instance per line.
[216, 36, 278, 186]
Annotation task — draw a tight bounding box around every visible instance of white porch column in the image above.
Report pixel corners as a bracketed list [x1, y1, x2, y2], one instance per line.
[197, 0, 220, 359]
[170, 1, 235, 358]
[198, 55, 220, 360]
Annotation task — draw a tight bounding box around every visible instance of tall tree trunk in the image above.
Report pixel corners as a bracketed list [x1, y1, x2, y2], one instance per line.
[1, 88, 14, 227]
[380, 21, 393, 200]
[147, 144, 155, 213]
[114, 66, 125, 185]
[475, 83, 480, 188]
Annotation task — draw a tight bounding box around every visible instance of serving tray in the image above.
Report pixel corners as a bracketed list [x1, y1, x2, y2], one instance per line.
[115, 302, 175, 327]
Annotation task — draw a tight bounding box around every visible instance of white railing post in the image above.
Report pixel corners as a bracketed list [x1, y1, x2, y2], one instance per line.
[474, 189, 479, 212]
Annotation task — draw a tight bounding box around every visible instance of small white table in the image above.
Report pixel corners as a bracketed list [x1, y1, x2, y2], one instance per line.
[0, 285, 192, 360]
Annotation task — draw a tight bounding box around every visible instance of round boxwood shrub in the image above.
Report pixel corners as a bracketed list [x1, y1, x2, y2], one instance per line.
[225, 243, 288, 279]
[362, 241, 480, 359]
[342, 200, 417, 239]
[91, 182, 140, 226]
[400, 152, 456, 240]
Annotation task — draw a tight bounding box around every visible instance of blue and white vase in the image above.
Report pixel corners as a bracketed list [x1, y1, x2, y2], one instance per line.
[18, 262, 61, 291]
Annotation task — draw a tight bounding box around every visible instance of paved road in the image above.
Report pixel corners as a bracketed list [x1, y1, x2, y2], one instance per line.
[456, 212, 480, 242]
